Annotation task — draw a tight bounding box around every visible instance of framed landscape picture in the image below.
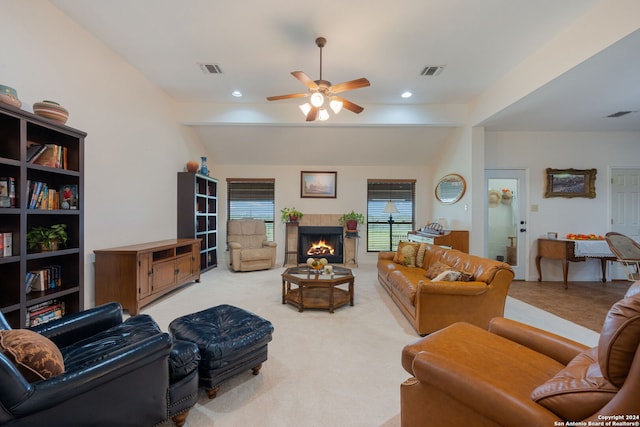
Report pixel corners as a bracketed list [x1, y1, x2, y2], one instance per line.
[301, 171, 337, 198]
[544, 168, 596, 198]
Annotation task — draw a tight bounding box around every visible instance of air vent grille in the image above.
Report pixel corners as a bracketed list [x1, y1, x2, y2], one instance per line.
[420, 66, 445, 76]
[606, 111, 633, 118]
[198, 63, 222, 74]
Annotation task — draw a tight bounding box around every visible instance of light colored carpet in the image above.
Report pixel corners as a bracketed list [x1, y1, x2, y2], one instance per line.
[147, 262, 599, 427]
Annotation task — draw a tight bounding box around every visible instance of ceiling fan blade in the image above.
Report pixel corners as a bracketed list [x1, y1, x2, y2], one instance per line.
[267, 93, 308, 101]
[306, 106, 318, 122]
[330, 78, 370, 94]
[334, 97, 364, 114]
[292, 71, 319, 90]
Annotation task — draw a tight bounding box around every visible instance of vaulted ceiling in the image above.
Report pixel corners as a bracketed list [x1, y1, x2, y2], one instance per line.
[51, 0, 640, 165]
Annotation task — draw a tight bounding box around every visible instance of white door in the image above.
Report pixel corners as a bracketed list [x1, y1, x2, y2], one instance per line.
[611, 168, 640, 239]
[485, 169, 527, 279]
[610, 168, 640, 279]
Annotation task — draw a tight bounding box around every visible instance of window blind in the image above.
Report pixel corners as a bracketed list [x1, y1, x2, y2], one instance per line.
[367, 180, 416, 252]
[226, 179, 275, 241]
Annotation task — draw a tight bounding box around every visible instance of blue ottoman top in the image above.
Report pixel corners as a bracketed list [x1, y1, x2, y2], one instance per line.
[169, 305, 274, 368]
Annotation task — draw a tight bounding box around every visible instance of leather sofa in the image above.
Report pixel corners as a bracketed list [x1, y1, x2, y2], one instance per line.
[0, 302, 199, 427]
[228, 219, 277, 271]
[400, 281, 640, 427]
[377, 242, 514, 335]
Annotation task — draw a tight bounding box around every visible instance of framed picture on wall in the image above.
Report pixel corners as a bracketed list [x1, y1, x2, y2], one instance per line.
[300, 171, 337, 198]
[544, 168, 596, 198]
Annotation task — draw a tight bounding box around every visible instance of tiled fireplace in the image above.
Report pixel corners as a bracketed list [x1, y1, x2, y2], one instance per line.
[297, 226, 344, 264]
[284, 214, 357, 267]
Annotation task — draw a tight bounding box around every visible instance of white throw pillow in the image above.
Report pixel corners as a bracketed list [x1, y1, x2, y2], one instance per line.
[431, 270, 461, 282]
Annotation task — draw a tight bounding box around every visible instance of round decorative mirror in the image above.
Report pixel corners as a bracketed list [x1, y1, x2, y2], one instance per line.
[435, 174, 466, 204]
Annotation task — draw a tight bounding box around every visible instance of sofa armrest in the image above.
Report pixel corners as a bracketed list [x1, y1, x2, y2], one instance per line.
[30, 302, 123, 348]
[263, 241, 277, 248]
[489, 317, 588, 365]
[378, 252, 395, 261]
[7, 333, 171, 418]
[418, 280, 488, 296]
[228, 242, 242, 249]
[410, 350, 560, 426]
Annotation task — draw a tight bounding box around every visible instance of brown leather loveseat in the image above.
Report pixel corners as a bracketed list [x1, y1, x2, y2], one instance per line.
[400, 281, 640, 426]
[377, 242, 514, 335]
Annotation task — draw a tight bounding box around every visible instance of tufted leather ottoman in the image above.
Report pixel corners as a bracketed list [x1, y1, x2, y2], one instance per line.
[169, 304, 274, 398]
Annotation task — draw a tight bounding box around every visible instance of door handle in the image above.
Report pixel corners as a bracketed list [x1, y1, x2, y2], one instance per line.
[520, 228, 526, 232]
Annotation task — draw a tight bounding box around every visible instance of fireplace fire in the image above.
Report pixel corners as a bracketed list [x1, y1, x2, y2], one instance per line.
[306, 239, 335, 257]
[298, 226, 343, 264]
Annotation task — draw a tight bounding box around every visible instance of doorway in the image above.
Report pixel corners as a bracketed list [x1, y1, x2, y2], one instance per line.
[610, 168, 640, 279]
[485, 169, 527, 279]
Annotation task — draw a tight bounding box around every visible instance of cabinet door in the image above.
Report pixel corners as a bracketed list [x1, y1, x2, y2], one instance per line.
[175, 254, 193, 283]
[152, 258, 177, 292]
[138, 253, 152, 298]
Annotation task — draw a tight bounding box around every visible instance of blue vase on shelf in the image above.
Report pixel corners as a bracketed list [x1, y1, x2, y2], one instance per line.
[200, 157, 209, 176]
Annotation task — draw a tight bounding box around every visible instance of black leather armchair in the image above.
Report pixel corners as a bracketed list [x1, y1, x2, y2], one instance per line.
[0, 302, 199, 427]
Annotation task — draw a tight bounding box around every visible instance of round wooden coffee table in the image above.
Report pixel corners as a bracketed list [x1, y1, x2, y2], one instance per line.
[281, 266, 354, 313]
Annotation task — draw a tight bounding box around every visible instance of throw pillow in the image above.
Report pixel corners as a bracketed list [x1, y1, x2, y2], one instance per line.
[431, 270, 461, 282]
[393, 241, 421, 267]
[415, 243, 427, 268]
[0, 329, 65, 382]
[425, 261, 453, 279]
[456, 271, 475, 282]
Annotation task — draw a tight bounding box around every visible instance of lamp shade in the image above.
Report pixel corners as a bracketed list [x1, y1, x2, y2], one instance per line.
[383, 201, 399, 214]
[318, 108, 330, 121]
[330, 99, 343, 114]
[299, 103, 312, 116]
[310, 92, 324, 107]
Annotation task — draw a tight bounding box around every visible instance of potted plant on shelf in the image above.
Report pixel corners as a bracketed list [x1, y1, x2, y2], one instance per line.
[281, 207, 303, 223]
[338, 211, 365, 231]
[27, 224, 68, 252]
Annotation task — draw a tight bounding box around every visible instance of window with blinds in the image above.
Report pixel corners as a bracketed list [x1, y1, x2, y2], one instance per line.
[226, 179, 275, 241]
[367, 180, 416, 252]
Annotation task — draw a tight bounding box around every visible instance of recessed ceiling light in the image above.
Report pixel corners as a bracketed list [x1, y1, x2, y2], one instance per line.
[232, 91, 242, 97]
[401, 91, 412, 98]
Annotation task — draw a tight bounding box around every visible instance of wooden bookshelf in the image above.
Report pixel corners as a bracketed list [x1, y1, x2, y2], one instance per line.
[0, 102, 85, 328]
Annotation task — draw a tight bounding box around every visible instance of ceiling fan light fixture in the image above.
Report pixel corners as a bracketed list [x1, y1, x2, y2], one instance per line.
[310, 92, 324, 107]
[318, 108, 330, 121]
[330, 99, 343, 114]
[299, 103, 312, 116]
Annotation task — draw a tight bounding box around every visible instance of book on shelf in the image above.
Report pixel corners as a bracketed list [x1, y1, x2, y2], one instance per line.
[0, 177, 15, 208]
[0, 232, 12, 257]
[26, 142, 48, 163]
[27, 265, 62, 291]
[31, 144, 67, 169]
[26, 300, 65, 327]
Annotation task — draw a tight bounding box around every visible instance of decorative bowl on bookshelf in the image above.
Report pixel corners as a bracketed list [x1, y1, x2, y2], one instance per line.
[0, 84, 22, 108]
[33, 100, 69, 124]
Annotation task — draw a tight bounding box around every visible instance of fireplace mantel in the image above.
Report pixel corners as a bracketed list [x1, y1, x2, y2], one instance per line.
[283, 214, 358, 267]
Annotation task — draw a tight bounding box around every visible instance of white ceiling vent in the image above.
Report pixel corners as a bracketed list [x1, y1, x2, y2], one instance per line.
[198, 63, 222, 74]
[420, 66, 445, 76]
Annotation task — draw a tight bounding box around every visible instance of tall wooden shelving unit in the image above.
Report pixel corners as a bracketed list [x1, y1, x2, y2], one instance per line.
[0, 103, 85, 328]
[177, 172, 218, 272]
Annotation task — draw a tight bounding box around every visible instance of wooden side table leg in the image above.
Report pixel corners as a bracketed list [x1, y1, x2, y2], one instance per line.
[329, 285, 335, 313]
[600, 258, 608, 283]
[536, 255, 542, 281]
[562, 260, 569, 289]
[349, 280, 354, 306]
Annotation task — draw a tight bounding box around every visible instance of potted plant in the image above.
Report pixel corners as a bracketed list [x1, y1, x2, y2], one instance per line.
[280, 207, 303, 223]
[338, 211, 365, 231]
[27, 224, 68, 252]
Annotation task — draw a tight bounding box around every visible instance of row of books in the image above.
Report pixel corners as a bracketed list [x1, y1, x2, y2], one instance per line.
[26, 300, 65, 327]
[27, 181, 78, 210]
[26, 142, 69, 169]
[25, 265, 62, 293]
[0, 177, 16, 208]
[0, 232, 12, 257]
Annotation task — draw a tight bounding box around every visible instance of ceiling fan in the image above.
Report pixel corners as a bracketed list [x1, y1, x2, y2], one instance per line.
[267, 37, 370, 122]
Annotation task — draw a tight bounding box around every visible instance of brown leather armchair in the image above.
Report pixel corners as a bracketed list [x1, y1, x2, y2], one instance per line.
[400, 281, 640, 426]
[227, 219, 277, 272]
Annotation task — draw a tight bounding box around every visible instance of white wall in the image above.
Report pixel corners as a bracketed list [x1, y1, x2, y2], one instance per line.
[2, 1, 207, 306]
[485, 131, 640, 281]
[214, 164, 430, 265]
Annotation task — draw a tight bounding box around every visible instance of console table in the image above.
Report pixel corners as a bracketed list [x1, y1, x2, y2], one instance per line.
[536, 238, 616, 289]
